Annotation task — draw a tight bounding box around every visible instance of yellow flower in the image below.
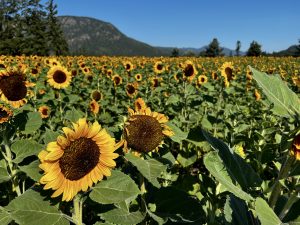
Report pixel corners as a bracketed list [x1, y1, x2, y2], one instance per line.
[0, 105, 13, 123]
[89, 99, 100, 115]
[39, 118, 118, 201]
[38, 106, 51, 119]
[183, 60, 198, 82]
[291, 134, 300, 160]
[47, 65, 72, 89]
[220, 62, 235, 82]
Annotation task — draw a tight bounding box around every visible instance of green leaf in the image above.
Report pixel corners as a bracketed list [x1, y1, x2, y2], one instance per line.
[255, 197, 282, 225]
[94, 222, 115, 225]
[19, 160, 42, 182]
[224, 194, 251, 225]
[151, 187, 204, 223]
[204, 152, 253, 202]
[202, 129, 262, 188]
[250, 67, 300, 118]
[100, 208, 145, 225]
[176, 153, 197, 167]
[65, 107, 84, 122]
[0, 207, 12, 225]
[21, 112, 42, 135]
[165, 121, 188, 143]
[90, 170, 140, 204]
[43, 128, 60, 144]
[125, 153, 167, 188]
[0, 160, 10, 183]
[11, 140, 42, 164]
[6, 189, 69, 225]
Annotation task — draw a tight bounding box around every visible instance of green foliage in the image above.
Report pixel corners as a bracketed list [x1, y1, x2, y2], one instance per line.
[204, 38, 223, 57]
[246, 41, 262, 56]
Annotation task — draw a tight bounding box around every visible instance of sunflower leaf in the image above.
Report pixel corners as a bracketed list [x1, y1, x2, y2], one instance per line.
[99, 208, 145, 225]
[42, 128, 60, 144]
[0, 160, 10, 183]
[21, 112, 43, 135]
[0, 207, 12, 225]
[126, 153, 167, 188]
[204, 151, 253, 202]
[65, 107, 84, 123]
[90, 170, 140, 204]
[6, 189, 69, 225]
[19, 160, 42, 182]
[11, 140, 43, 164]
[255, 197, 282, 225]
[165, 121, 188, 143]
[250, 67, 300, 118]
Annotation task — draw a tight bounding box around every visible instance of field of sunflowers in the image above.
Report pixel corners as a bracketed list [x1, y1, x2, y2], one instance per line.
[0, 55, 300, 225]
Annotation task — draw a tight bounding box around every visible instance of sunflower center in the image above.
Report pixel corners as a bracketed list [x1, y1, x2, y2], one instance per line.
[184, 64, 194, 77]
[125, 115, 163, 152]
[156, 64, 163, 70]
[92, 91, 101, 101]
[0, 75, 27, 101]
[59, 137, 100, 181]
[225, 67, 233, 79]
[0, 108, 9, 119]
[53, 70, 67, 83]
[127, 85, 135, 94]
[42, 108, 48, 115]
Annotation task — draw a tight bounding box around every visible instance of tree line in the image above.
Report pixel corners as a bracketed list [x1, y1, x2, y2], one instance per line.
[0, 0, 68, 56]
[172, 38, 300, 57]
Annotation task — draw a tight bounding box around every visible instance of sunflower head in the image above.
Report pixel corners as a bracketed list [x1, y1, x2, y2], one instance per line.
[183, 60, 198, 81]
[120, 98, 173, 155]
[123, 61, 134, 72]
[0, 105, 13, 124]
[154, 61, 165, 74]
[135, 73, 142, 82]
[91, 90, 102, 101]
[220, 62, 235, 81]
[112, 74, 122, 86]
[126, 83, 138, 98]
[47, 66, 72, 89]
[196, 75, 208, 87]
[39, 118, 118, 201]
[38, 106, 51, 119]
[291, 134, 300, 160]
[89, 99, 100, 115]
[0, 67, 29, 108]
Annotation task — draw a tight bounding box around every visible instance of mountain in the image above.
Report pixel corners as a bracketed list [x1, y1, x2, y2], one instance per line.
[58, 16, 164, 56]
[272, 45, 299, 56]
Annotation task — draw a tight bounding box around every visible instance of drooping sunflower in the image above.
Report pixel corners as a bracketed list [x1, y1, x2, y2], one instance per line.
[126, 83, 138, 98]
[89, 99, 100, 115]
[220, 62, 235, 82]
[153, 61, 165, 74]
[39, 118, 118, 201]
[47, 65, 72, 89]
[0, 105, 13, 124]
[38, 105, 51, 119]
[0, 67, 32, 108]
[291, 134, 300, 160]
[116, 98, 173, 155]
[183, 60, 198, 81]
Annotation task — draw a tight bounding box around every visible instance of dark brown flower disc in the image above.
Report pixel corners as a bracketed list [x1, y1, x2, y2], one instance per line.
[184, 64, 195, 77]
[0, 75, 27, 101]
[53, 70, 67, 84]
[125, 115, 163, 152]
[59, 137, 100, 181]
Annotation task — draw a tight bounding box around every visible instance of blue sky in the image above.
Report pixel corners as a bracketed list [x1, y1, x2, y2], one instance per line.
[49, 0, 300, 52]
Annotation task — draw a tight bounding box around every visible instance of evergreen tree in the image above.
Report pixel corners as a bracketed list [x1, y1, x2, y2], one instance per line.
[235, 40, 241, 56]
[246, 41, 262, 56]
[171, 48, 179, 57]
[297, 39, 300, 56]
[46, 0, 68, 55]
[204, 38, 223, 57]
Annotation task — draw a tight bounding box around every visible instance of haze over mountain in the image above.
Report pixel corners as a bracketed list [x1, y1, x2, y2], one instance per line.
[58, 16, 295, 57]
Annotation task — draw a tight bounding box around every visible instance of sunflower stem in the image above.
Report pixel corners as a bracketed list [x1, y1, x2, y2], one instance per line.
[139, 172, 146, 212]
[269, 154, 295, 209]
[73, 193, 84, 225]
[4, 144, 22, 196]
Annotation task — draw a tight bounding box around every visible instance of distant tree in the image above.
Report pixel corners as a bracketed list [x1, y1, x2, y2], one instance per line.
[171, 48, 179, 57]
[184, 50, 196, 57]
[246, 41, 262, 56]
[205, 38, 223, 57]
[46, 0, 69, 55]
[297, 39, 300, 56]
[235, 40, 241, 56]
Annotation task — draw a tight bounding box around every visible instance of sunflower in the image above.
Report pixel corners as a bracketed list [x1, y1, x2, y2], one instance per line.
[197, 75, 208, 87]
[0, 105, 13, 124]
[39, 118, 118, 201]
[254, 89, 261, 101]
[112, 74, 123, 86]
[183, 60, 198, 81]
[117, 98, 173, 155]
[0, 67, 31, 108]
[220, 62, 235, 82]
[135, 73, 142, 82]
[123, 61, 134, 72]
[106, 69, 113, 77]
[291, 134, 300, 160]
[38, 106, 51, 119]
[89, 100, 100, 115]
[211, 71, 218, 80]
[47, 65, 72, 89]
[126, 83, 138, 98]
[91, 90, 102, 101]
[154, 61, 165, 74]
